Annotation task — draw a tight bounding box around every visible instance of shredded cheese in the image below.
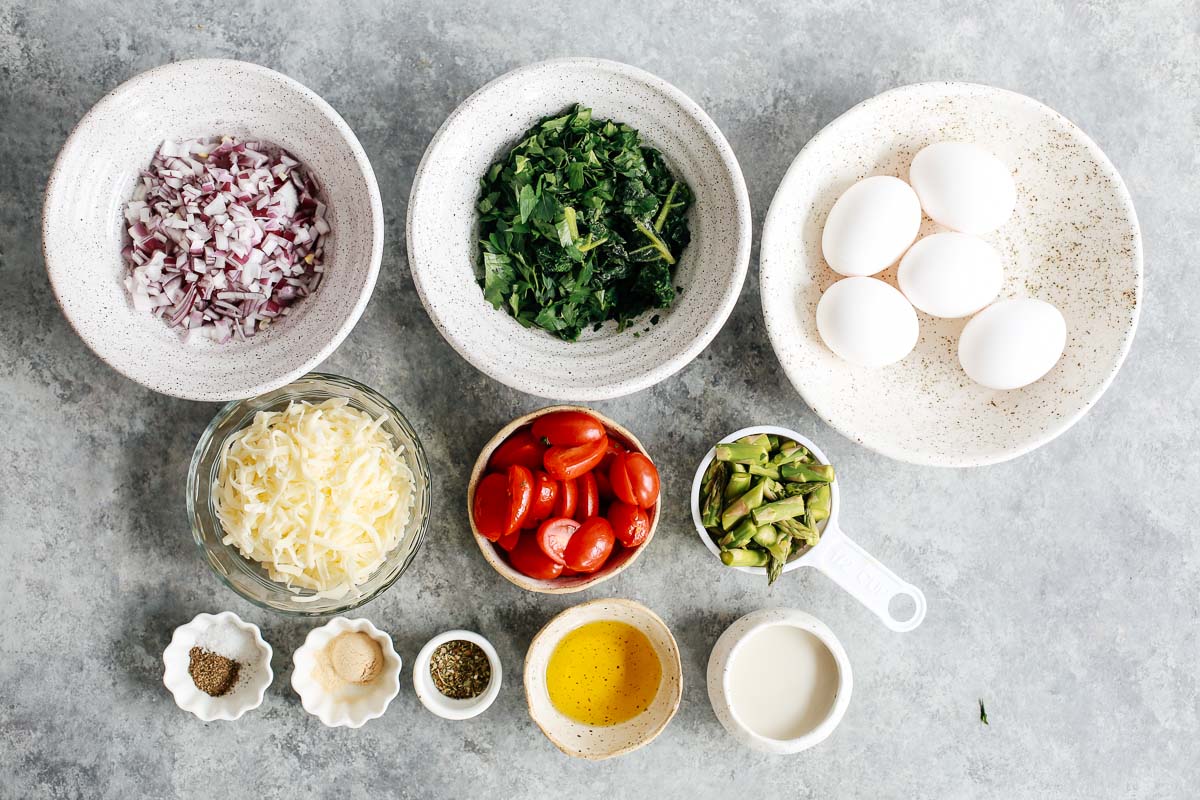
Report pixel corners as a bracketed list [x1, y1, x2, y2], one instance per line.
[213, 398, 416, 600]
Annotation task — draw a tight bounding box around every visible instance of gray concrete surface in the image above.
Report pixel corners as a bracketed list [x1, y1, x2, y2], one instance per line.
[2, 1, 1198, 798]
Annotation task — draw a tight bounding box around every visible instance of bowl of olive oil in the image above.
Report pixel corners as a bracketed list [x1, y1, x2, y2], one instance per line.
[523, 597, 682, 759]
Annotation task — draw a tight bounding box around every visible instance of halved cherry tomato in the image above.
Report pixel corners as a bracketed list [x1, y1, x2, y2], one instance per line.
[576, 473, 600, 521]
[528, 471, 557, 524]
[535, 517, 580, 565]
[506, 465, 534, 534]
[594, 469, 613, 501]
[531, 411, 605, 447]
[508, 534, 564, 580]
[560, 566, 579, 577]
[497, 528, 521, 552]
[490, 429, 546, 472]
[600, 436, 629, 469]
[609, 451, 660, 508]
[544, 435, 608, 482]
[551, 477, 577, 519]
[563, 517, 615, 573]
[472, 472, 510, 542]
[608, 501, 650, 547]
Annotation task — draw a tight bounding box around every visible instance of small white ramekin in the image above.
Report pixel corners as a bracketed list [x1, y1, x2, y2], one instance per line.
[413, 630, 502, 720]
[290, 617, 402, 728]
[162, 611, 273, 722]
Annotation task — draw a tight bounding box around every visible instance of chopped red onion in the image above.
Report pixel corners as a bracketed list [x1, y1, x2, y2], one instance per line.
[121, 136, 329, 344]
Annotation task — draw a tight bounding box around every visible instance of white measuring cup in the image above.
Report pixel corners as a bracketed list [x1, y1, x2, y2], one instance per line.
[690, 425, 927, 632]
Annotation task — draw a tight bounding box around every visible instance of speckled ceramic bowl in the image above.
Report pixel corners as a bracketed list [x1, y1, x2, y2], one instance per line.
[760, 82, 1142, 467]
[467, 406, 658, 594]
[43, 59, 384, 401]
[524, 598, 683, 760]
[407, 58, 751, 400]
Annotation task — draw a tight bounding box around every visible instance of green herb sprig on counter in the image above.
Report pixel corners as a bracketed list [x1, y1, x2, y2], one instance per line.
[476, 105, 693, 341]
[699, 433, 834, 585]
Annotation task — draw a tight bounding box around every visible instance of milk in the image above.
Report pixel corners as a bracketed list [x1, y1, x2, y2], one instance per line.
[726, 624, 839, 740]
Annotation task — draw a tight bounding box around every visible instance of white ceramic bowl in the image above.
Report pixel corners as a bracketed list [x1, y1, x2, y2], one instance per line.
[524, 598, 683, 760]
[43, 59, 384, 401]
[407, 58, 751, 400]
[290, 617, 402, 728]
[707, 608, 852, 754]
[413, 630, 503, 720]
[162, 611, 273, 722]
[760, 82, 1142, 467]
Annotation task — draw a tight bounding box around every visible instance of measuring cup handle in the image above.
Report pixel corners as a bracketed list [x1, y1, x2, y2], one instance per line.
[807, 524, 927, 632]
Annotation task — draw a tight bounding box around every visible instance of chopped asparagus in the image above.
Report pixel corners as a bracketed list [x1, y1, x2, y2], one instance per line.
[807, 484, 832, 523]
[723, 471, 752, 501]
[747, 463, 781, 480]
[752, 524, 780, 549]
[780, 462, 835, 483]
[751, 495, 807, 525]
[715, 441, 770, 465]
[721, 548, 769, 567]
[724, 517, 759, 548]
[721, 479, 767, 530]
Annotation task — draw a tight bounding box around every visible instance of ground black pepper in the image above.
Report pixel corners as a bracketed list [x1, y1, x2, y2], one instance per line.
[188, 647, 240, 697]
[429, 640, 491, 699]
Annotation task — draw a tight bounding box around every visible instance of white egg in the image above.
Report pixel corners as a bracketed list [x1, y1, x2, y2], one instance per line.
[821, 176, 922, 276]
[908, 142, 1016, 234]
[897, 233, 1003, 318]
[816, 277, 919, 367]
[958, 299, 1066, 390]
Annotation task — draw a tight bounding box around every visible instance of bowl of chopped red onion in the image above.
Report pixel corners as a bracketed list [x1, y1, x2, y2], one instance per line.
[43, 59, 383, 401]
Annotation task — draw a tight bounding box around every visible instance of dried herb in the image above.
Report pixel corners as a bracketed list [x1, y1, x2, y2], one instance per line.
[476, 104, 693, 341]
[979, 699, 989, 725]
[188, 647, 240, 697]
[429, 640, 491, 699]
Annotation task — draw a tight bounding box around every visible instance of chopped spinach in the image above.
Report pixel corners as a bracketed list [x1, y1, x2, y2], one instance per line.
[476, 104, 692, 341]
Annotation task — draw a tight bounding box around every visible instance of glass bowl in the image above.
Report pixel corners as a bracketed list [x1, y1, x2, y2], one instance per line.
[187, 373, 431, 615]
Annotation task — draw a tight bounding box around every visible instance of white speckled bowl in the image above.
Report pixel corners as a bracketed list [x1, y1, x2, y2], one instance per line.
[760, 82, 1142, 467]
[407, 58, 751, 400]
[290, 617, 403, 728]
[162, 611, 273, 722]
[43, 59, 384, 401]
[707, 608, 852, 754]
[524, 598, 683, 760]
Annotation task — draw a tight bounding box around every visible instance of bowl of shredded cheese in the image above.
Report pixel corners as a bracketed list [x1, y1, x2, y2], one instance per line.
[187, 372, 431, 615]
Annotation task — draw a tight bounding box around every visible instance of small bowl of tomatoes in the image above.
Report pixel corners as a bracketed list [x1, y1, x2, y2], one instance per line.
[467, 406, 661, 594]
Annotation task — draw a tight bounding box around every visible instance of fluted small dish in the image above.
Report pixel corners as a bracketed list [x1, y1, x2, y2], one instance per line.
[162, 611, 273, 722]
[290, 617, 402, 729]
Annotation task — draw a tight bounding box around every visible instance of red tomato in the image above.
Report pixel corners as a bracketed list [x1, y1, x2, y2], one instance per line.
[563, 517, 615, 573]
[506, 465, 534, 534]
[490, 429, 546, 472]
[551, 477, 577, 518]
[601, 436, 628, 467]
[560, 566, 579, 577]
[576, 473, 600, 521]
[609, 452, 660, 508]
[528, 471, 557, 523]
[497, 528, 521, 552]
[508, 534, 564, 580]
[544, 435, 608, 482]
[472, 472, 509, 541]
[531, 411, 605, 447]
[608, 501, 650, 547]
[535, 517, 580, 565]
[594, 469, 614, 501]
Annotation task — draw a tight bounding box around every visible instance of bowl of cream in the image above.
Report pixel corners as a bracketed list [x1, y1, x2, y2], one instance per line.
[706, 608, 852, 754]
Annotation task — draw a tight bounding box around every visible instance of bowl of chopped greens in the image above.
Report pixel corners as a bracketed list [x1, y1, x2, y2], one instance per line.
[407, 58, 751, 400]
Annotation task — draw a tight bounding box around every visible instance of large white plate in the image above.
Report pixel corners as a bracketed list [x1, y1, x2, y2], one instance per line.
[760, 82, 1142, 467]
[407, 58, 751, 400]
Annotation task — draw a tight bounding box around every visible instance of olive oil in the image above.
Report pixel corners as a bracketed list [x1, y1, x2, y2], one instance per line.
[545, 620, 662, 726]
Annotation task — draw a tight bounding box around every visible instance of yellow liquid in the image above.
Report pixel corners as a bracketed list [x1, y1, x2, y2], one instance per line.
[545, 620, 662, 726]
